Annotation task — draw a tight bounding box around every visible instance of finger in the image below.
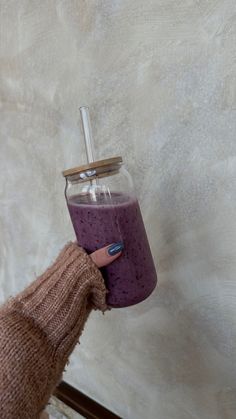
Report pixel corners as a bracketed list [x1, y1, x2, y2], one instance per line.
[90, 242, 124, 268]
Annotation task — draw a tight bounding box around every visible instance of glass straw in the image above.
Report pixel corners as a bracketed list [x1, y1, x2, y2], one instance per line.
[79, 106, 96, 164]
[79, 106, 98, 193]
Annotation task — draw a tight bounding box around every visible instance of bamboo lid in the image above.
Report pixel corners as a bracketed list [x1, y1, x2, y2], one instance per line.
[62, 156, 123, 177]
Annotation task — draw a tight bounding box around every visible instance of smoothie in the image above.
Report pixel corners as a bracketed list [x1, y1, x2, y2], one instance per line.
[67, 192, 157, 308]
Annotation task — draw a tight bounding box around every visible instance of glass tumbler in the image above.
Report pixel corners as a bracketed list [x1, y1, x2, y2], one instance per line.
[63, 156, 157, 308]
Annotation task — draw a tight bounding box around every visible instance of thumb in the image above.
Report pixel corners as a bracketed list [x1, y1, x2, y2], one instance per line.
[90, 242, 124, 268]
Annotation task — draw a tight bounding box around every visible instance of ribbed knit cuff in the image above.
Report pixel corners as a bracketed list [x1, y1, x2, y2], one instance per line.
[12, 243, 107, 358]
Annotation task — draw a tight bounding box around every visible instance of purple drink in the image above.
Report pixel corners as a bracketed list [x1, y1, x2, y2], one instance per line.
[67, 192, 157, 308]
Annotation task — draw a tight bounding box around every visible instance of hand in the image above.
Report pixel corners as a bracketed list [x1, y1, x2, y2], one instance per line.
[90, 242, 124, 268]
[40, 242, 123, 419]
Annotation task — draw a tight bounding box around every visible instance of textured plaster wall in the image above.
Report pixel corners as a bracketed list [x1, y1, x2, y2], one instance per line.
[1, 1, 236, 418]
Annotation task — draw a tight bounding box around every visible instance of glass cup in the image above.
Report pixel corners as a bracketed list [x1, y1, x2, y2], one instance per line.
[63, 156, 157, 308]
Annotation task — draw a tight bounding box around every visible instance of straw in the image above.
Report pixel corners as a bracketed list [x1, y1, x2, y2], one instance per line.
[79, 106, 95, 164]
[79, 106, 98, 193]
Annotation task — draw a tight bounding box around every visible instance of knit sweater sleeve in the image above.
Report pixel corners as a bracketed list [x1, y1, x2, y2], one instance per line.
[0, 242, 107, 419]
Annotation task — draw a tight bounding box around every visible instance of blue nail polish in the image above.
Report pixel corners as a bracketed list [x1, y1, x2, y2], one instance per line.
[108, 242, 124, 256]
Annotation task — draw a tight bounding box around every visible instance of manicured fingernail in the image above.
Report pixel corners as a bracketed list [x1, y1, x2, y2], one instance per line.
[107, 242, 124, 256]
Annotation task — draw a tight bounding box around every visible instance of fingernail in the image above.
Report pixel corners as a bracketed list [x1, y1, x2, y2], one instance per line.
[108, 242, 124, 256]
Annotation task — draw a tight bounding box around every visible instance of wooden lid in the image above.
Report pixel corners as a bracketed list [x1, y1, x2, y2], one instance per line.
[62, 156, 123, 177]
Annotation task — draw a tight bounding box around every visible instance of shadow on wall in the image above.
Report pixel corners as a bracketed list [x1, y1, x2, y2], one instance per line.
[154, 280, 214, 390]
[147, 188, 236, 415]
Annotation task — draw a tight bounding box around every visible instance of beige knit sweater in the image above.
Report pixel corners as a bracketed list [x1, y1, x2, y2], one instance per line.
[0, 242, 107, 419]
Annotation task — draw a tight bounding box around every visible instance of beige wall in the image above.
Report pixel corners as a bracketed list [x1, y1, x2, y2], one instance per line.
[1, 1, 236, 418]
